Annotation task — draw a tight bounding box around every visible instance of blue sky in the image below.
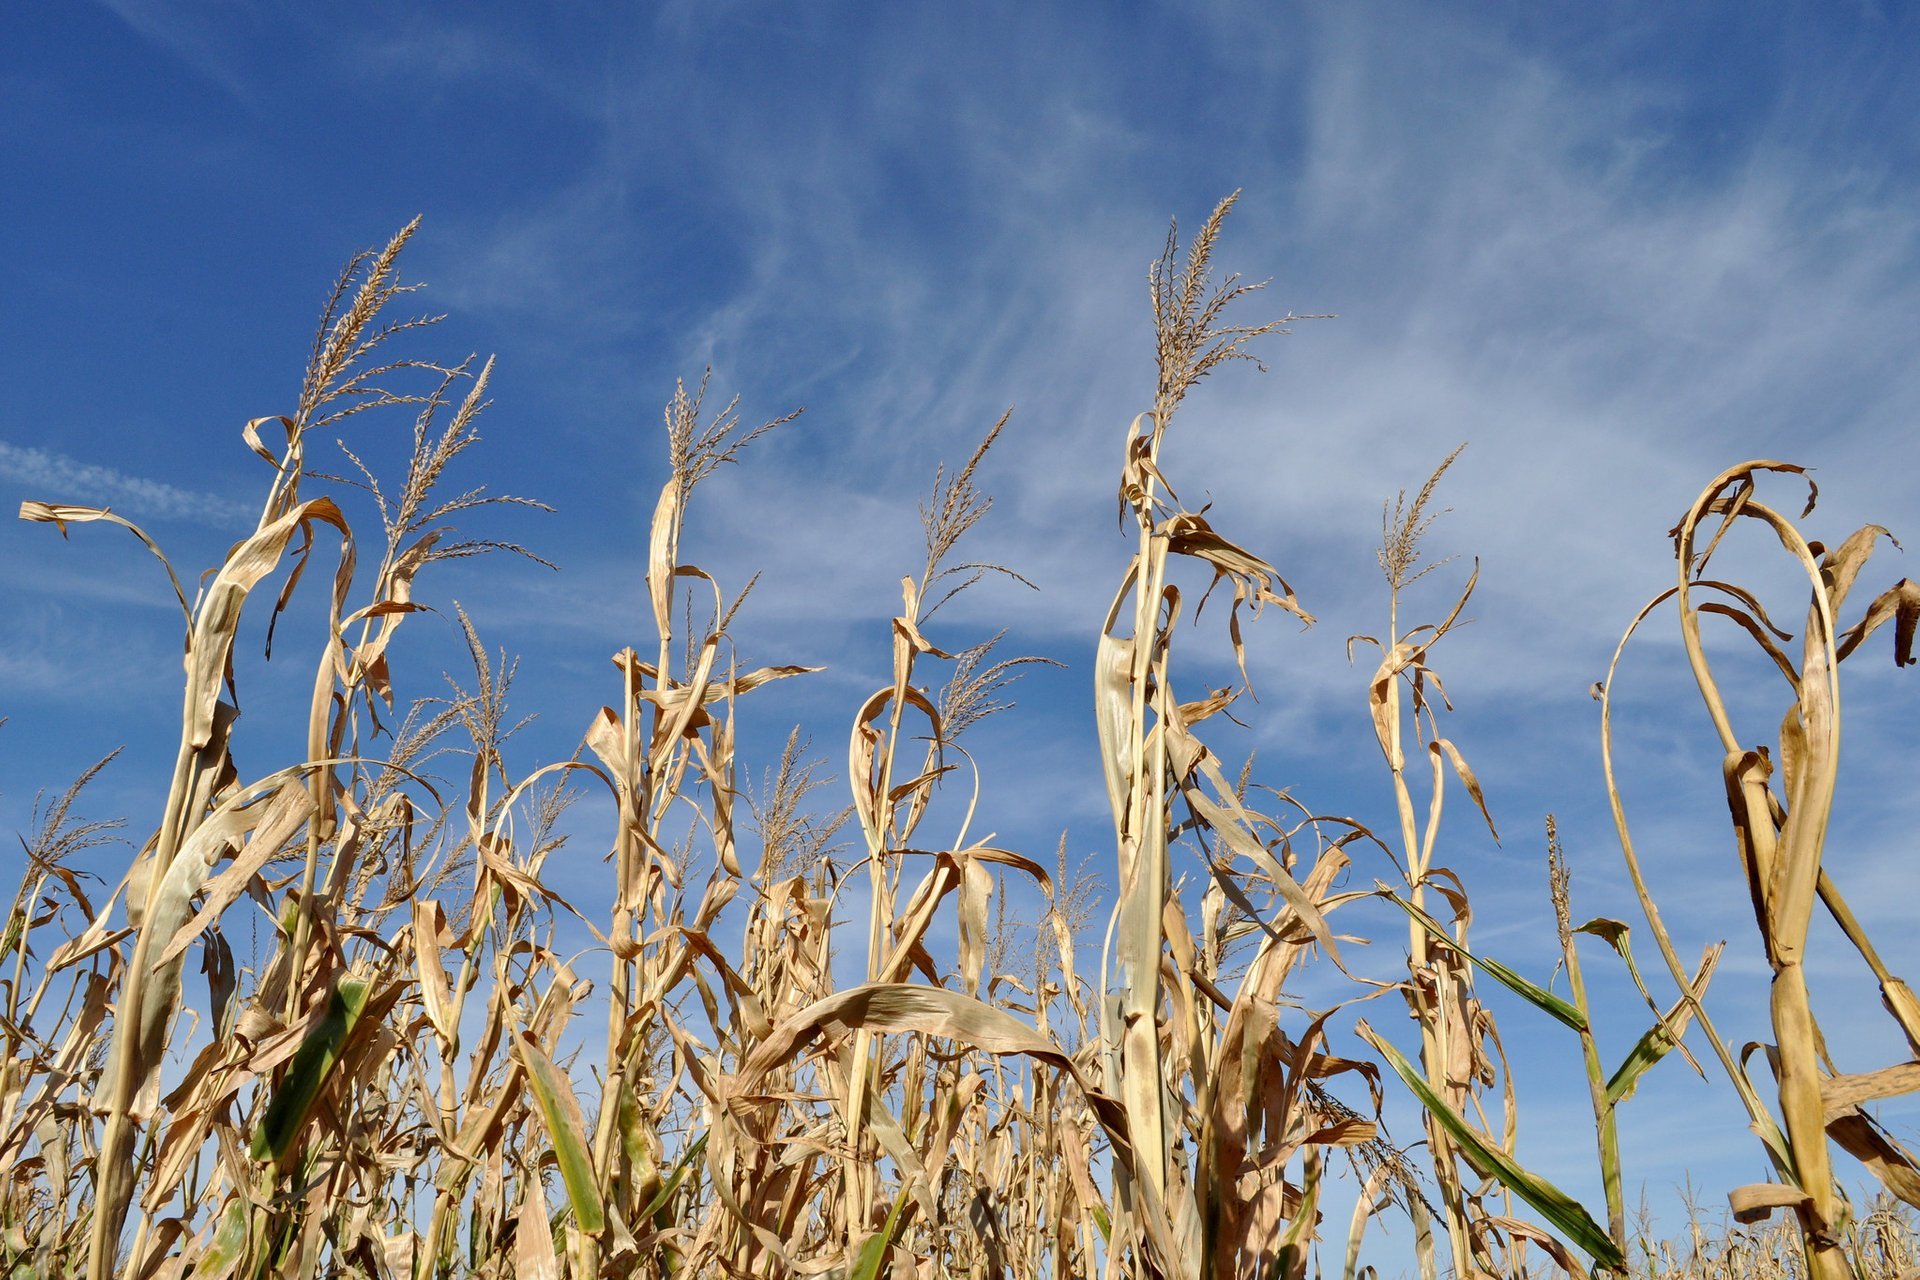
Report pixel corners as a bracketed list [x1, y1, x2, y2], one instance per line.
[4, 0, 1919, 1267]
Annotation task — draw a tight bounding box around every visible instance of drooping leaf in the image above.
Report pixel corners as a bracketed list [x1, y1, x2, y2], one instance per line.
[1383, 892, 1586, 1032]
[1606, 945, 1720, 1105]
[1358, 1020, 1623, 1271]
[637, 1131, 709, 1223]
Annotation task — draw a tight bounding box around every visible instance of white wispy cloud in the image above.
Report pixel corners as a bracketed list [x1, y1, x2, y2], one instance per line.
[409, 6, 1919, 948]
[0, 440, 255, 527]
[88, 0, 260, 103]
[367, 2, 1918, 814]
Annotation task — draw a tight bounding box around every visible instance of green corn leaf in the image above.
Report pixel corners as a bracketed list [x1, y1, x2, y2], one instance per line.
[511, 1029, 606, 1236]
[638, 1131, 709, 1223]
[1606, 951, 1717, 1107]
[1276, 1148, 1321, 1269]
[849, 1184, 914, 1280]
[1575, 918, 1661, 1014]
[1384, 892, 1587, 1032]
[1606, 1018, 1685, 1107]
[193, 1195, 251, 1278]
[250, 978, 372, 1163]
[1358, 1020, 1624, 1272]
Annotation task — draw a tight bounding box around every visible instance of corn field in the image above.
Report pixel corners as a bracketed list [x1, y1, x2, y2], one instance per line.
[3, 197, 1917, 1279]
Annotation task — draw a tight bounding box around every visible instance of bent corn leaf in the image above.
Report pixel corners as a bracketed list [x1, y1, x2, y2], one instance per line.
[1359, 1021, 1623, 1271]
[1384, 891, 1586, 1032]
[1607, 945, 1719, 1106]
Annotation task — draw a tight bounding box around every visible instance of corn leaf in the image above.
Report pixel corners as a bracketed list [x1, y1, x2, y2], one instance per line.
[1383, 891, 1587, 1032]
[849, 1184, 913, 1280]
[1606, 947, 1718, 1106]
[193, 1196, 250, 1279]
[250, 977, 372, 1164]
[637, 1131, 709, 1222]
[511, 1029, 606, 1236]
[1359, 1020, 1623, 1271]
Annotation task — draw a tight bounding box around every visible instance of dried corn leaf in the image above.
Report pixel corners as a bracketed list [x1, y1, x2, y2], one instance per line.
[18, 501, 193, 624]
[1836, 577, 1920, 666]
[184, 497, 349, 750]
[515, 1175, 560, 1280]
